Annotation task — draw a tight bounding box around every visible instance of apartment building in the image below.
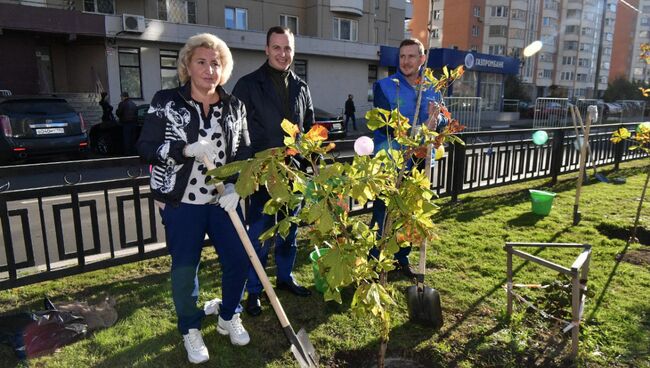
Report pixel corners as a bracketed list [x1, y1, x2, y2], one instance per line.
[610, 0, 649, 84]
[0, 0, 409, 117]
[409, 0, 621, 100]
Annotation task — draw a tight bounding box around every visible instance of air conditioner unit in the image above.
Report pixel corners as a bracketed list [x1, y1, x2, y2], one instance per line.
[123, 14, 146, 33]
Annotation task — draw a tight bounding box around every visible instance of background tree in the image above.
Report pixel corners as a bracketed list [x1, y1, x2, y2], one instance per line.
[504, 75, 530, 101]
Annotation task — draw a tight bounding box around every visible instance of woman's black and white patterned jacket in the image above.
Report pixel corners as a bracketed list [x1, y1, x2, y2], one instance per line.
[137, 82, 251, 206]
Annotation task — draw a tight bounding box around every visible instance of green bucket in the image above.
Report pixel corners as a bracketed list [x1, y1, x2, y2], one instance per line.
[309, 248, 329, 293]
[529, 189, 557, 216]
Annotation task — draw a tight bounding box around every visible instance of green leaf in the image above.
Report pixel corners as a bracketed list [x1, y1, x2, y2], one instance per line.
[207, 160, 247, 180]
[258, 223, 279, 242]
[235, 161, 258, 197]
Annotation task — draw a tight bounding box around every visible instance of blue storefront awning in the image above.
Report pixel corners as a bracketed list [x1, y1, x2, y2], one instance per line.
[379, 46, 520, 75]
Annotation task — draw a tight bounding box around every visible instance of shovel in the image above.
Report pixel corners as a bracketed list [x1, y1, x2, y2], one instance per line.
[406, 144, 443, 328]
[570, 106, 600, 225]
[570, 106, 608, 184]
[203, 157, 319, 368]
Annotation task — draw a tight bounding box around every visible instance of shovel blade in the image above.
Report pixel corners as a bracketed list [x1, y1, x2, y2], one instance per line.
[406, 285, 443, 328]
[288, 328, 319, 367]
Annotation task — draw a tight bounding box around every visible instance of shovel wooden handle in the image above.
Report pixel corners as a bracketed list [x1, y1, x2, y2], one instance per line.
[418, 144, 434, 282]
[202, 157, 291, 328]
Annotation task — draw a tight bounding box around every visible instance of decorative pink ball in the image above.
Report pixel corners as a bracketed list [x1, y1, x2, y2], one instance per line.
[354, 136, 374, 156]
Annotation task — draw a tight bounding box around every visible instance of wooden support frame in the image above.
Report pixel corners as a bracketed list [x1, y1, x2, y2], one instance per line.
[504, 242, 592, 358]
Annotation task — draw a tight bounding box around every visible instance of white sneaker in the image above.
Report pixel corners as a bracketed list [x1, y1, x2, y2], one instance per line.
[203, 298, 221, 315]
[217, 314, 250, 346]
[204, 297, 244, 315]
[182, 328, 209, 364]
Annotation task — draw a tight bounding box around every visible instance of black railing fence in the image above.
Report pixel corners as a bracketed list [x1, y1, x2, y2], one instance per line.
[0, 122, 645, 289]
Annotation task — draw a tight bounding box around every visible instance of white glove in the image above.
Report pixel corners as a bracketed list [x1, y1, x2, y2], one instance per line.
[183, 140, 218, 162]
[218, 183, 240, 212]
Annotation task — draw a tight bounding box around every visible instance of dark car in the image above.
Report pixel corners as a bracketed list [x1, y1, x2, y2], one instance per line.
[314, 107, 346, 140]
[0, 96, 89, 164]
[90, 104, 147, 155]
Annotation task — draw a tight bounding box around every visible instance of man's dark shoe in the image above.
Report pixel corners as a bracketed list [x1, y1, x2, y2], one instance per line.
[399, 263, 417, 279]
[245, 293, 262, 317]
[277, 280, 312, 297]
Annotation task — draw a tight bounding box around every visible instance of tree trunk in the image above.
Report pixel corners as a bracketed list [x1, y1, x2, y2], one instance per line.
[629, 165, 650, 243]
[377, 336, 387, 368]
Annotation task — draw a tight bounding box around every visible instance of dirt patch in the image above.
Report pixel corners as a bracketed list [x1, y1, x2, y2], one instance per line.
[616, 248, 650, 268]
[327, 351, 427, 368]
[596, 223, 650, 246]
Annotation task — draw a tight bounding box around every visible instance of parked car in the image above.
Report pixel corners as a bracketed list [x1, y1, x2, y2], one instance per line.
[313, 107, 346, 140]
[0, 96, 89, 164]
[89, 104, 147, 155]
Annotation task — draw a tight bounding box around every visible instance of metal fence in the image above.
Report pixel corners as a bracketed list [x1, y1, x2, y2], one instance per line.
[502, 99, 519, 112]
[533, 97, 569, 128]
[444, 97, 482, 132]
[0, 122, 645, 289]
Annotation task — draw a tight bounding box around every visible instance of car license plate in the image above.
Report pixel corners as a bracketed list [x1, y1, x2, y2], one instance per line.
[333, 123, 342, 130]
[35, 128, 65, 135]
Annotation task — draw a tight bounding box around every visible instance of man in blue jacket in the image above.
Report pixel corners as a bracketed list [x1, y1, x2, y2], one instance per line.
[233, 26, 315, 317]
[370, 38, 447, 278]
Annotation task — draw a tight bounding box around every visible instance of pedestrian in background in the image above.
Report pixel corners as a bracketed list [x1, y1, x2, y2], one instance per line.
[99, 92, 115, 123]
[344, 94, 356, 131]
[137, 33, 251, 364]
[116, 91, 138, 155]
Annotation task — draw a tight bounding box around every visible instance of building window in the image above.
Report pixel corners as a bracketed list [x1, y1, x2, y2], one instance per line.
[368, 65, 377, 101]
[578, 58, 591, 67]
[511, 9, 526, 20]
[160, 50, 179, 90]
[431, 29, 440, 39]
[294, 59, 307, 82]
[470, 45, 478, 52]
[579, 43, 593, 52]
[280, 14, 299, 34]
[488, 44, 505, 55]
[490, 6, 508, 17]
[84, 0, 114, 14]
[560, 71, 574, 81]
[489, 25, 507, 37]
[472, 25, 479, 37]
[541, 34, 556, 46]
[433, 10, 441, 20]
[601, 62, 610, 70]
[565, 25, 579, 34]
[543, 69, 552, 79]
[562, 56, 575, 65]
[158, 0, 196, 23]
[225, 7, 247, 30]
[576, 73, 588, 82]
[473, 6, 480, 17]
[118, 48, 142, 99]
[566, 9, 581, 19]
[544, 0, 559, 10]
[333, 17, 358, 41]
[187, 1, 196, 24]
[564, 41, 578, 50]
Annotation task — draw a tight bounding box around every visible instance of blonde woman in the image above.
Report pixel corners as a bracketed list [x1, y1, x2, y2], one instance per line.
[137, 33, 251, 364]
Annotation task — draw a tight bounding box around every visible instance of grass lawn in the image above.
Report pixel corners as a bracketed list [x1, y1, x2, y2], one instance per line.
[1, 160, 649, 368]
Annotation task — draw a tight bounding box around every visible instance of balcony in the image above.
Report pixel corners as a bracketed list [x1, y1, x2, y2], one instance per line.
[0, 0, 75, 10]
[330, 0, 363, 16]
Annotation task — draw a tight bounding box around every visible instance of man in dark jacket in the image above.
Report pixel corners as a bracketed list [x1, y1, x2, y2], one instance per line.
[344, 94, 356, 130]
[116, 91, 138, 155]
[233, 26, 315, 317]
